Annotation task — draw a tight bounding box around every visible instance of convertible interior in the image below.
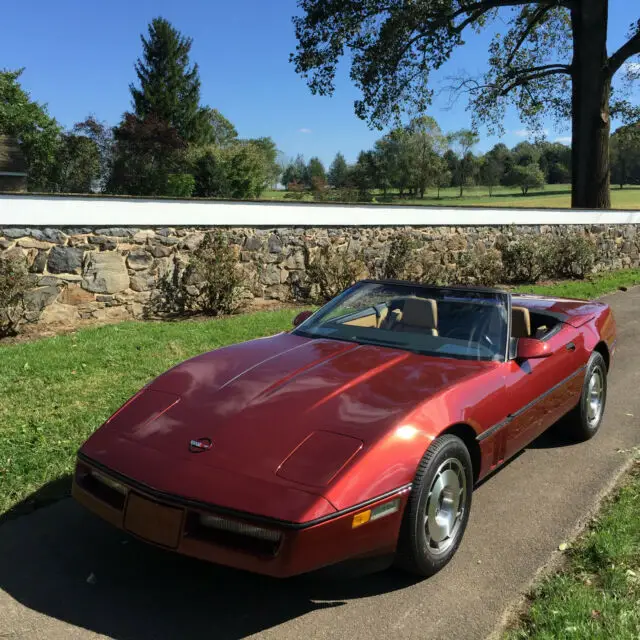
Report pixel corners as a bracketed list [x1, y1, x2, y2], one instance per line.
[339, 296, 562, 343]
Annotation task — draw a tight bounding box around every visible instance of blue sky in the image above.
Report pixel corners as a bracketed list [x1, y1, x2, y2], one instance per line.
[1, 0, 637, 167]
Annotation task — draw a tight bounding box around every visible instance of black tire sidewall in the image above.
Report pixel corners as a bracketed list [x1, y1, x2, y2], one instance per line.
[576, 352, 608, 439]
[398, 435, 473, 576]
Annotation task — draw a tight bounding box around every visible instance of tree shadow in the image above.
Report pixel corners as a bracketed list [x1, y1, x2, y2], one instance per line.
[0, 482, 417, 640]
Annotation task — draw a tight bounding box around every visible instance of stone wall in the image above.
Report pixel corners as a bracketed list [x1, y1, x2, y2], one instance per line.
[1, 224, 639, 328]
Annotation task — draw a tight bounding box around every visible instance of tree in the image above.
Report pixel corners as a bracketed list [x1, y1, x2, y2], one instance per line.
[307, 156, 326, 186]
[291, 1, 640, 209]
[512, 141, 540, 167]
[479, 155, 502, 196]
[107, 113, 186, 196]
[282, 154, 308, 188]
[610, 123, 640, 188]
[432, 156, 452, 199]
[130, 17, 210, 144]
[407, 115, 447, 198]
[508, 163, 546, 195]
[328, 152, 349, 188]
[203, 108, 238, 147]
[72, 116, 114, 191]
[448, 130, 479, 197]
[52, 132, 101, 193]
[0, 68, 61, 190]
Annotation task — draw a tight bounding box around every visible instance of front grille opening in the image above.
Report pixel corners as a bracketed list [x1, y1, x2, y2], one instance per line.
[77, 468, 126, 511]
[184, 511, 282, 557]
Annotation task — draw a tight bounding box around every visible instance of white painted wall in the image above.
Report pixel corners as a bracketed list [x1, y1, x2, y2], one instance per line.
[1, 194, 639, 227]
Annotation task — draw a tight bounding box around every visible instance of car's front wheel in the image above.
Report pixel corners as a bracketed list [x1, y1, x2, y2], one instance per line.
[395, 434, 473, 577]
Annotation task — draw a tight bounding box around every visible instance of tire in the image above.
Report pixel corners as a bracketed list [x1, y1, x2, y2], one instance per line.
[566, 351, 608, 442]
[395, 435, 473, 577]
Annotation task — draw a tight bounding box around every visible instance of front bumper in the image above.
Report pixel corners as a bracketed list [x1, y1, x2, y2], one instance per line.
[72, 457, 409, 578]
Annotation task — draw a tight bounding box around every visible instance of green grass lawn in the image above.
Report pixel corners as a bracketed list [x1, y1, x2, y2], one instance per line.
[0, 272, 638, 520]
[515, 269, 640, 299]
[506, 460, 640, 639]
[262, 185, 640, 209]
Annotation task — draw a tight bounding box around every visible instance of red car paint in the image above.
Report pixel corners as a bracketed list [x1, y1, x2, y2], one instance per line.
[74, 290, 615, 577]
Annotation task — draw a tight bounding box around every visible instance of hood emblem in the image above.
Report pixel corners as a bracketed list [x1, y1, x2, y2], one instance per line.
[189, 437, 213, 453]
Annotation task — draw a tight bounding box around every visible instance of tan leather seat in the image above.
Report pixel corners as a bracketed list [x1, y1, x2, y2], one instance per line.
[511, 306, 531, 339]
[388, 297, 439, 336]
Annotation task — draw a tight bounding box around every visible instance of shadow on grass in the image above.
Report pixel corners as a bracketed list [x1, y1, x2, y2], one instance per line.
[0, 474, 72, 526]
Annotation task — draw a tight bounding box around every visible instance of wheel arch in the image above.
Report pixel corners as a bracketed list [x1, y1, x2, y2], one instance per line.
[438, 423, 481, 484]
[593, 341, 610, 371]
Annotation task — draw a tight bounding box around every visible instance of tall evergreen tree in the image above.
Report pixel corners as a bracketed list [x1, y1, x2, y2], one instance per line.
[130, 17, 209, 144]
[328, 152, 349, 188]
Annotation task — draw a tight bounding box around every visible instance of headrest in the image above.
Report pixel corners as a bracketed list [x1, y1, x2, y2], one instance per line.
[511, 306, 531, 338]
[401, 297, 438, 329]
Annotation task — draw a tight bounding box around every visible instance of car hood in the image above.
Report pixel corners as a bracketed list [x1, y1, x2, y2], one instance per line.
[82, 332, 492, 501]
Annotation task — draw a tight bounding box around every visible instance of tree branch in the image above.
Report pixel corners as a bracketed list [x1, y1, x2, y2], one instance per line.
[608, 27, 640, 78]
[500, 66, 572, 95]
[505, 6, 554, 68]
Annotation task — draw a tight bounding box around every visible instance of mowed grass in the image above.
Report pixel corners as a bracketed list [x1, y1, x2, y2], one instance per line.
[506, 461, 640, 639]
[0, 309, 299, 516]
[262, 185, 640, 209]
[515, 269, 640, 299]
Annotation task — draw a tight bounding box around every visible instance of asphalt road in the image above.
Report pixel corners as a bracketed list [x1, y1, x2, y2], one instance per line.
[0, 288, 638, 640]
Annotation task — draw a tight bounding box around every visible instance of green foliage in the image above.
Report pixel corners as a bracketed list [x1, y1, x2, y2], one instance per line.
[203, 108, 238, 147]
[380, 235, 418, 280]
[107, 113, 186, 196]
[507, 163, 546, 195]
[72, 117, 114, 192]
[130, 17, 210, 144]
[611, 123, 640, 188]
[418, 253, 450, 287]
[551, 233, 597, 279]
[458, 249, 504, 287]
[153, 232, 245, 316]
[502, 234, 555, 283]
[52, 132, 101, 193]
[0, 68, 62, 191]
[166, 173, 195, 197]
[304, 245, 365, 303]
[0, 256, 31, 337]
[185, 232, 246, 315]
[328, 152, 349, 188]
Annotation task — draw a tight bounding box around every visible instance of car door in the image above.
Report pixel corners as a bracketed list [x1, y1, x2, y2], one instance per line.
[502, 323, 586, 461]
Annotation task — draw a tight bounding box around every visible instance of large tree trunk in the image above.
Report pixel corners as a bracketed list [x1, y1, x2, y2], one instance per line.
[571, 1, 611, 209]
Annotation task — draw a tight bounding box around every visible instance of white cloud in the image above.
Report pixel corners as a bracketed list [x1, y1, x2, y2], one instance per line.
[512, 128, 549, 138]
[298, 128, 312, 134]
[554, 136, 572, 145]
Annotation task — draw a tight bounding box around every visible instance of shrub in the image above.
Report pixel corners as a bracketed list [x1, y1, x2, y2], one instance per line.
[0, 256, 31, 337]
[550, 233, 596, 279]
[502, 234, 554, 283]
[305, 244, 366, 303]
[507, 164, 546, 195]
[368, 235, 419, 280]
[166, 173, 195, 198]
[458, 248, 504, 286]
[418, 253, 451, 286]
[150, 232, 245, 316]
[184, 231, 245, 315]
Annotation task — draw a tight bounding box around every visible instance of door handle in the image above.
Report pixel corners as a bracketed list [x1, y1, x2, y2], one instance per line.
[565, 342, 576, 351]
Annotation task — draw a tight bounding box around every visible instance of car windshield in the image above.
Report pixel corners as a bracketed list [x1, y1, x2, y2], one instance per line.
[294, 281, 510, 362]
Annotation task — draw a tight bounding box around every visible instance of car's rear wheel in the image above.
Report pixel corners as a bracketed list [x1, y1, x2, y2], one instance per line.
[395, 434, 473, 577]
[566, 351, 608, 442]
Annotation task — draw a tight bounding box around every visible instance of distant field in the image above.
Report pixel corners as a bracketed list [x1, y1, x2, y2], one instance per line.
[262, 185, 640, 209]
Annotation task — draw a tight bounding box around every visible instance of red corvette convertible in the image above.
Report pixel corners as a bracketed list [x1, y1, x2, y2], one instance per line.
[73, 280, 616, 578]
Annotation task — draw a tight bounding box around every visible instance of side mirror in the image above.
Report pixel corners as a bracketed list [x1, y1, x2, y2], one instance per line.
[293, 310, 313, 327]
[516, 337, 553, 360]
